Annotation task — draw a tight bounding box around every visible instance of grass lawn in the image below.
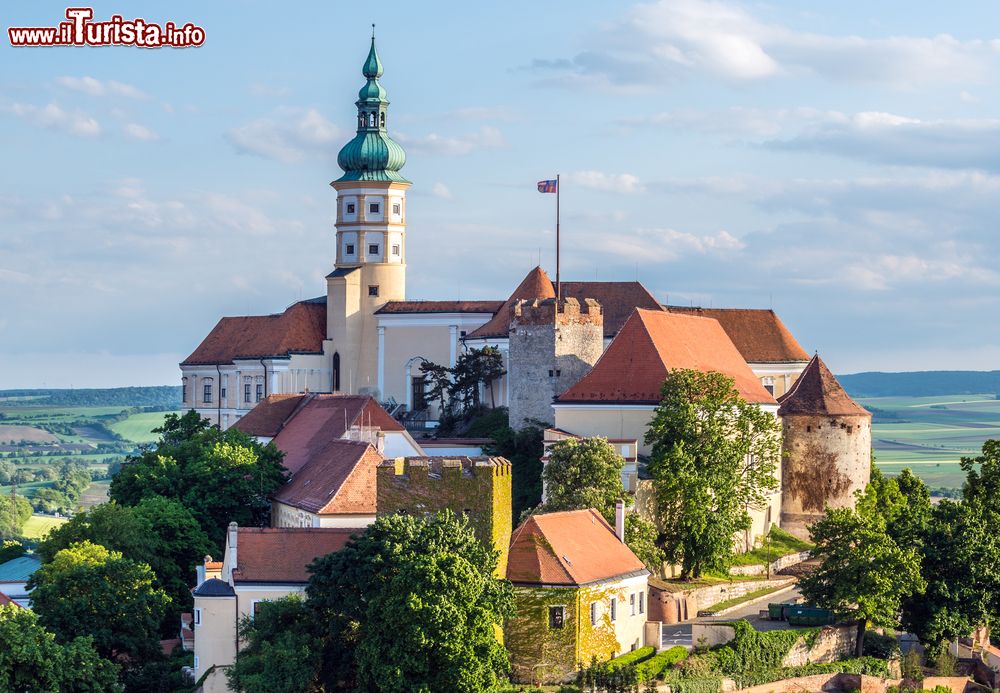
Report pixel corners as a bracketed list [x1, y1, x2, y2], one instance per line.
[109, 411, 177, 443]
[652, 572, 768, 593]
[705, 584, 791, 614]
[22, 514, 66, 539]
[730, 527, 812, 567]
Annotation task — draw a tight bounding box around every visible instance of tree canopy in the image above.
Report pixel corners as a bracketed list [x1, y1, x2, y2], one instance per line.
[0, 493, 32, 539]
[541, 437, 624, 522]
[226, 596, 321, 693]
[109, 410, 288, 548]
[644, 369, 781, 578]
[419, 347, 506, 416]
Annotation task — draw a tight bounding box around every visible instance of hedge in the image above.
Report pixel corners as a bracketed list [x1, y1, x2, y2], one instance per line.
[608, 646, 655, 670]
[635, 646, 688, 681]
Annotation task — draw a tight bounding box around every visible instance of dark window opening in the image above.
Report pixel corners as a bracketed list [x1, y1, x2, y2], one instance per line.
[393, 203, 401, 215]
[368, 285, 379, 297]
[244, 383, 251, 403]
[548, 606, 565, 629]
[333, 353, 341, 391]
[202, 384, 212, 404]
[392, 244, 400, 256]
[182, 385, 187, 402]
[256, 383, 264, 402]
[346, 203, 355, 214]
[346, 243, 355, 255]
[412, 375, 427, 412]
[369, 243, 379, 255]
[369, 203, 379, 214]
[220, 387, 227, 401]
[764, 384, 775, 395]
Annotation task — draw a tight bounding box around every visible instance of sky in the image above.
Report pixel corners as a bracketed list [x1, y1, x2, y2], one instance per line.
[3, 1, 1000, 388]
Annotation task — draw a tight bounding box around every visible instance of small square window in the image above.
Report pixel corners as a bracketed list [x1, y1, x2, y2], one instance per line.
[368, 285, 379, 297]
[460, 330, 467, 337]
[548, 605, 565, 629]
[346, 244, 355, 255]
[393, 203, 401, 215]
[346, 203, 355, 214]
[369, 203, 379, 214]
[369, 243, 379, 255]
[392, 244, 400, 256]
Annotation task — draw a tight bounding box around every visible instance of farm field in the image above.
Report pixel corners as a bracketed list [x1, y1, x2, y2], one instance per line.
[857, 393, 1000, 492]
[109, 411, 173, 443]
[21, 514, 67, 540]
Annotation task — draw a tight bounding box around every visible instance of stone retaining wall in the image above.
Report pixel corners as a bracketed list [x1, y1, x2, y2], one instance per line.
[730, 551, 811, 577]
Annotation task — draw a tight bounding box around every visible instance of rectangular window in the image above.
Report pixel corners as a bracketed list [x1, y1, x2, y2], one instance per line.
[202, 384, 212, 404]
[346, 243, 355, 255]
[369, 202, 379, 214]
[182, 384, 187, 402]
[590, 601, 598, 626]
[630, 593, 636, 615]
[244, 383, 251, 403]
[610, 597, 617, 622]
[369, 243, 379, 255]
[392, 244, 400, 256]
[193, 608, 201, 626]
[368, 285, 379, 297]
[251, 600, 267, 621]
[393, 203, 401, 215]
[220, 387, 227, 402]
[256, 384, 264, 402]
[346, 203, 355, 214]
[548, 605, 565, 629]
[639, 590, 645, 615]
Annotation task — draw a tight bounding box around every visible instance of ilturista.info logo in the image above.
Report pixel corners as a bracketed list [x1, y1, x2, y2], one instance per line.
[8, 7, 205, 48]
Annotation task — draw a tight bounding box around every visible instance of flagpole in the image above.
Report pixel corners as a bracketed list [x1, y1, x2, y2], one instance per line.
[556, 173, 561, 301]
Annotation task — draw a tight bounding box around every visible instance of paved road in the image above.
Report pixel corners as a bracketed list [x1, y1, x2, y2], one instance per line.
[660, 585, 803, 648]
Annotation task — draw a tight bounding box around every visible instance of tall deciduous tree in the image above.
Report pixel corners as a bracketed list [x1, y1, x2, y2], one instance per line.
[307, 511, 515, 692]
[799, 507, 925, 656]
[109, 411, 288, 548]
[645, 369, 781, 578]
[419, 347, 507, 416]
[227, 596, 321, 693]
[542, 437, 624, 522]
[28, 540, 170, 662]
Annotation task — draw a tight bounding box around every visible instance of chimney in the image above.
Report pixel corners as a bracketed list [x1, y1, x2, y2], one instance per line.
[226, 522, 238, 585]
[196, 556, 209, 587]
[615, 500, 625, 543]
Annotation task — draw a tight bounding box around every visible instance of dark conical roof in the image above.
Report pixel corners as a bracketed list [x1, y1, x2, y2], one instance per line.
[193, 577, 235, 597]
[777, 355, 870, 417]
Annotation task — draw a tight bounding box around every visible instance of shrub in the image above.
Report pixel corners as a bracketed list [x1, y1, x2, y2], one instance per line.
[608, 645, 655, 669]
[635, 646, 688, 681]
[901, 650, 924, 683]
[864, 631, 901, 659]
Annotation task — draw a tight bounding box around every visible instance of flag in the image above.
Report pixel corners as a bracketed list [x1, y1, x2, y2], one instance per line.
[537, 179, 558, 193]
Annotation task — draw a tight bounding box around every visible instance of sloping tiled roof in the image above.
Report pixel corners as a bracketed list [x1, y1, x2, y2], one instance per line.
[562, 281, 663, 337]
[376, 300, 504, 314]
[272, 440, 382, 514]
[667, 307, 809, 363]
[0, 592, 20, 608]
[778, 355, 870, 417]
[507, 509, 645, 586]
[231, 528, 356, 583]
[182, 300, 327, 366]
[557, 309, 776, 405]
[466, 267, 555, 339]
[233, 393, 402, 445]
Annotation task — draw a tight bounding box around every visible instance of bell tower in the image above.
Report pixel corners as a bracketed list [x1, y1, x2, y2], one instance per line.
[327, 31, 411, 397]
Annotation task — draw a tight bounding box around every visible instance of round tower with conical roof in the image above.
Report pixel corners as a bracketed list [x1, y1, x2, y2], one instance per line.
[778, 354, 872, 540]
[327, 32, 411, 397]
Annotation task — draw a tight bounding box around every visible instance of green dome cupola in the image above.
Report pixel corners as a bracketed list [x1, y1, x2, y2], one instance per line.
[335, 32, 409, 183]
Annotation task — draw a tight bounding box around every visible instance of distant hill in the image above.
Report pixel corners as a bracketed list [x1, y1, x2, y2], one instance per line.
[0, 386, 181, 409]
[838, 371, 1000, 398]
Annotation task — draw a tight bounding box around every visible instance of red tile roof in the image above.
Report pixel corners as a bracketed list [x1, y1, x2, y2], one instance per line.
[557, 309, 776, 405]
[272, 440, 382, 514]
[667, 307, 809, 363]
[507, 509, 646, 586]
[466, 267, 556, 339]
[778, 354, 870, 417]
[376, 300, 504, 314]
[0, 592, 20, 608]
[182, 300, 326, 366]
[233, 393, 402, 444]
[231, 527, 356, 583]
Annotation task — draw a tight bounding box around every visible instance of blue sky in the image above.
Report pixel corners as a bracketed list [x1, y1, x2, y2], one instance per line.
[4, 1, 1000, 388]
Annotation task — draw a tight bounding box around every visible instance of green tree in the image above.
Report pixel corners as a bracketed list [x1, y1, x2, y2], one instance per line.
[109, 411, 288, 548]
[307, 511, 515, 692]
[227, 596, 321, 693]
[542, 437, 624, 522]
[624, 513, 665, 573]
[484, 418, 544, 524]
[38, 501, 152, 563]
[645, 369, 781, 578]
[419, 347, 507, 417]
[0, 603, 122, 692]
[799, 507, 925, 656]
[0, 493, 32, 539]
[857, 466, 931, 553]
[0, 538, 25, 563]
[29, 540, 170, 662]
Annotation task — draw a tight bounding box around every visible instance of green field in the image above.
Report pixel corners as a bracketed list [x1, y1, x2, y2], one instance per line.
[21, 514, 67, 540]
[109, 411, 173, 443]
[858, 393, 1000, 491]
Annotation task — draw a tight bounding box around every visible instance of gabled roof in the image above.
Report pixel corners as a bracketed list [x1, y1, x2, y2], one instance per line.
[181, 300, 326, 366]
[233, 393, 402, 446]
[666, 307, 809, 363]
[230, 528, 355, 583]
[466, 267, 555, 339]
[0, 555, 40, 582]
[0, 592, 20, 608]
[272, 440, 382, 514]
[557, 309, 776, 405]
[562, 281, 663, 337]
[376, 300, 504, 315]
[778, 354, 870, 417]
[507, 509, 646, 586]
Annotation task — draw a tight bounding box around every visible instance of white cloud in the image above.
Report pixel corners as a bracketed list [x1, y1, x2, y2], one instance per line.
[602, 227, 744, 262]
[123, 123, 158, 141]
[395, 126, 505, 156]
[56, 76, 147, 99]
[567, 170, 645, 194]
[431, 182, 452, 199]
[5, 102, 101, 137]
[226, 107, 343, 163]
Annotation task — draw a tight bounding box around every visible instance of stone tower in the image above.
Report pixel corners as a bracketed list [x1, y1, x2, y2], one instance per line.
[508, 297, 604, 430]
[327, 34, 410, 397]
[778, 354, 872, 541]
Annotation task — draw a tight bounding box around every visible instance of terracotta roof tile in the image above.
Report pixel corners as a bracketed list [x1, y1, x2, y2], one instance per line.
[778, 354, 870, 417]
[557, 309, 776, 405]
[667, 307, 809, 363]
[272, 440, 382, 514]
[0, 592, 20, 608]
[182, 300, 326, 366]
[233, 393, 402, 444]
[231, 527, 356, 583]
[376, 300, 504, 314]
[466, 267, 555, 339]
[507, 509, 646, 586]
[231, 394, 308, 437]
